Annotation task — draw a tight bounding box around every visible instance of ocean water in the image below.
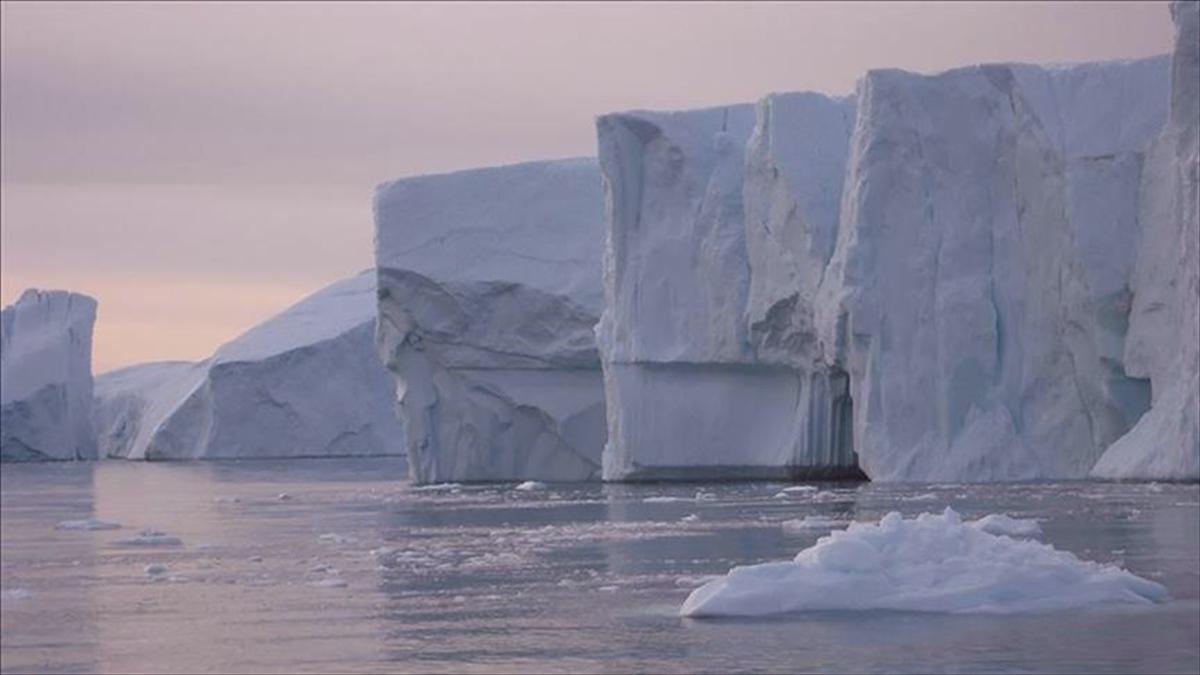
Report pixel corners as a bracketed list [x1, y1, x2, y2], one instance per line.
[2, 459, 1197, 674]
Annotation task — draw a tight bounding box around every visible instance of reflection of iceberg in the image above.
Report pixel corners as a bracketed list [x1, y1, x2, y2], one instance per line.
[681, 508, 1167, 617]
[95, 272, 404, 459]
[373, 159, 607, 484]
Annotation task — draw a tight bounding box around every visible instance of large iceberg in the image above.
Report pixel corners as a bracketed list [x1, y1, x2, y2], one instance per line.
[596, 50, 1176, 482]
[94, 271, 405, 459]
[1092, 0, 1200, 481]
[597, 98, 865, 481]
[1, 290, 98, 461]
[820, 56, 1170, 481]
[680, 508, 1168, 617]
[373, 159, 606, 484]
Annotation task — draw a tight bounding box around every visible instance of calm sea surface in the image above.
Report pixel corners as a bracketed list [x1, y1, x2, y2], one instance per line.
[2, 459, 1197, 674]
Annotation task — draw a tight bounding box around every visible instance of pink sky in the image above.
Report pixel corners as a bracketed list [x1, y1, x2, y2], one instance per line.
[0, 1, 1174, 372]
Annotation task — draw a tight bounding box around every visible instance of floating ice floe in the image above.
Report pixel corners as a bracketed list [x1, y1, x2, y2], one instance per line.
[681, 508, 1167, 617]
[780, 515, 848, 532]
[515, 481, 547, 492]
[55, 518, 121, 531]
[968, 514, 1042, 537]
[113, 529, 183, 547]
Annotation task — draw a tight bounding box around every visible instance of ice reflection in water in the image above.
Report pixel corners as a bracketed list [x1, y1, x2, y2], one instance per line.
[2, 459, 1197, 674]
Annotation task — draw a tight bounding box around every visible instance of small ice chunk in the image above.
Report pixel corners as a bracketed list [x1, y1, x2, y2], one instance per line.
[55, 518, 121, 531]
[781, 516, 847, 532]
[144, 563, 169, 576]
[113, 529, 183, 547]
[413, 483, 462, 492]
[597, 585, 619, 592]
[781, 486, 818, 494]
[968, 514, 1042, 537]
[317, 533, 352, 545]
[643, 496, 688, 503]
[515, 481, 547, 492]
[276, 493, 292, 501]
[680, 514, 701, 523]
[694, 491, 717, 501]
[309, 578, 348, 588]
[681, 508, 1168, 617]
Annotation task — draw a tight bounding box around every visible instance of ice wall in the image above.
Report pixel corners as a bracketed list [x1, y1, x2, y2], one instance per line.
[1093, 1, 1200, 480]
[373, 159, 606, 484]
[94, 272, 405, 459]
[597, 53, 1173, 482]
[1, 290, 98, 461]
[597, 100, 864, 480]
[820, 56, 1169, 481]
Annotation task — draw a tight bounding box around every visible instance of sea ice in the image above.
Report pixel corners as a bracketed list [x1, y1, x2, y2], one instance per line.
[515, 481, 547, 492]
[968, 514, 1042, 537]
[681, 508, 1167, 617]
[55, 518, 121, 531]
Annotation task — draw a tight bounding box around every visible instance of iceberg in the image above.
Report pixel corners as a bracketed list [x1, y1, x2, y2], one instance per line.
[820, 56, 1170, 481]
[597, 99, 865, 481]
[1, 289, 98, 461]
[680, 508, 1167, 617]
[596, 45, 1176, 482]
[94, 271, 405, 459]
[373, 159, 606, 484]
[1092, 1, 1200, 481]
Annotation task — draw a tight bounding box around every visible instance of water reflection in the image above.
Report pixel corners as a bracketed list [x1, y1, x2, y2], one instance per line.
[2, 461, 1197, 674]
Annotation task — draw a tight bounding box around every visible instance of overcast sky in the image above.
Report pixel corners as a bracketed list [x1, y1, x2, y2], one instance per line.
[0, 1, 1174, 372]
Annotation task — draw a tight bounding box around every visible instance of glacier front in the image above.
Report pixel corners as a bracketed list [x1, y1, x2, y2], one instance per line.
[94, 271, 405, 460]
[374, 158, 606, 484]
[1, 290, 98, 461]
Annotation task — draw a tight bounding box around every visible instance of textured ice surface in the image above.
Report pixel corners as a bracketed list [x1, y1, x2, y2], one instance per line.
[94, 271, 404, 459]
[681, 508, 1167, 617]
[1093, 1, 1200, 480]
[597, 48, 1177, 482]
[1, 290, 97, 461]
[596, 100, 863, 481]
[374, 159, 606, 484]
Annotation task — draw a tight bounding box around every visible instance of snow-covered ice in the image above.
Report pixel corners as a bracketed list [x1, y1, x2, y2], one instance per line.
[681, 508, 1167, 617]
[93, 271, 405, 460]
[374, 159, 606, 484]
[515, 481, 547, 492]
[1, 290, 97, 461]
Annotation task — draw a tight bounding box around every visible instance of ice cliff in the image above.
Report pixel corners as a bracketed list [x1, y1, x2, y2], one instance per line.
[597, 52, 1181, 481]
[1093, 0, 1200, 480]
[94, 272, 405, 459]
[1, 290, 98, 461]
[373, 159, 606, 484]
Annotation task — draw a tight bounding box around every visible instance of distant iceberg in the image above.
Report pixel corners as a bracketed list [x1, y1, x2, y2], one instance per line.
[94, 271, 405, 459]
[1, 290, 98, 461]
[681, 508, 1167, 617]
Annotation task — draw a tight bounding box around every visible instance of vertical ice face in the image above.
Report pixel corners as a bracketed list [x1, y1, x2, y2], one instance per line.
[597, 100, 864, 480]
[373, 159, 606, 484]
[819, 56, 1169, 481]
[93, 272, 406, 460]
[1093, 0, 1200, 480]
[1, 290, 98, 461]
